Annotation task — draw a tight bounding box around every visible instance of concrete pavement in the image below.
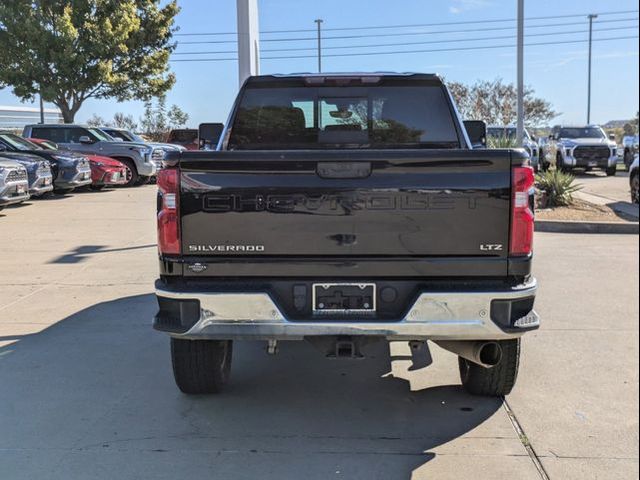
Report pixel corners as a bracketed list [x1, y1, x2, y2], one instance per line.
[574, 170, 639, 219]
[0, 186, 638, 479]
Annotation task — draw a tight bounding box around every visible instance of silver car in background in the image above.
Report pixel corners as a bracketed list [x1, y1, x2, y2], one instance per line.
[0, 159, 29, 211]
[99, 126, 185, 173]
[487, 126, 542, 171]
[0, 151, 53, 197]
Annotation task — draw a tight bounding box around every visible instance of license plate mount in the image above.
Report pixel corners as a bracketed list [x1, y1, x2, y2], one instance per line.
[312, 283, 376, 313]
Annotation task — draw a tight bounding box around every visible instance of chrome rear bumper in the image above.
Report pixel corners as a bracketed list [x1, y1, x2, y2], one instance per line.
[155, 279, 539, 341]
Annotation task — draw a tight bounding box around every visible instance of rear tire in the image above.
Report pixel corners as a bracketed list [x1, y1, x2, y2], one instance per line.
[631, 173, 639, 204]
[458, 339, 520, 397]
[171, 338, 233, 394]
[606, 165, 617, 177]
[135, 176, 151, 186]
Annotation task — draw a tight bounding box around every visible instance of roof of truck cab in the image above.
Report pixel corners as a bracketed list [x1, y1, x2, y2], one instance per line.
[247, 73, 443, 83]
[553, 124, 603, 129]
[25, 124, 90, 128]
[269, 72, 432, 77]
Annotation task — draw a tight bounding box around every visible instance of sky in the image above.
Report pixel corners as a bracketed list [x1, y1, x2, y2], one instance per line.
[1, 0, 638, 128]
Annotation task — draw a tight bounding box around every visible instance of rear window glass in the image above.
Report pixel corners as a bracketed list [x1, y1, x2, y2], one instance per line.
[228, 82, 460, 150]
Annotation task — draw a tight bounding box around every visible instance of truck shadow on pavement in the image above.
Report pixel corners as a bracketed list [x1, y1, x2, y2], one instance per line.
[0, 294, 502, 480]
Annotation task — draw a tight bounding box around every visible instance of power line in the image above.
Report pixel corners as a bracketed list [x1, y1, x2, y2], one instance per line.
[173, 24, 638, 56]
[174, 18, 638, 53]
[169, 35, 639, 62]
[176, 17, 638, 45]
[173, 9, 639, 36]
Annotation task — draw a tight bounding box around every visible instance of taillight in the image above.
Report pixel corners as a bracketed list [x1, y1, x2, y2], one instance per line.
[510, 166, 535, 256]
[157, 168, 180, 255]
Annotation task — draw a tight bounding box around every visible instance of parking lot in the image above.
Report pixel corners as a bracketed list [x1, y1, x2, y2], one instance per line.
[0, 186, 638, 480]
[578, 169, 636, 203]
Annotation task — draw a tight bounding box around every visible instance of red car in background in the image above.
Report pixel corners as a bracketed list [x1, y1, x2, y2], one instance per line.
[28, 138, 128, 190]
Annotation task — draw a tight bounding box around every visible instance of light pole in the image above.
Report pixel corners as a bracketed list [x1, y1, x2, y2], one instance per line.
[39, 91, 44, 124]
[315, 19, 323, 73]
[236, 0, 260, 87]
[587, 14, 598, 124]
[516, 0, 524, 147]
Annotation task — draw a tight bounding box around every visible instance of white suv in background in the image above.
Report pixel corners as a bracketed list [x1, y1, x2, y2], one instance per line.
[549, 125, 618, 176]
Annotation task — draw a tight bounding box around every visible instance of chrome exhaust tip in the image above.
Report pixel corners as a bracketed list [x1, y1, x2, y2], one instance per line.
[435, 340, 503, 368]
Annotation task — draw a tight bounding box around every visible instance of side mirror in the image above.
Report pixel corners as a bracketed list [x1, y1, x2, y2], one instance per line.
[609, 133, 616, 141]
[198, 122, 224, 150]
[463, 120, 487, 148]
[78, 135, 94, 144]
[0, 144, 6, 152]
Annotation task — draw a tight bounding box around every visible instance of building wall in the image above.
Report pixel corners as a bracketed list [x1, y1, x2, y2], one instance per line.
[0, 106, 63, 130]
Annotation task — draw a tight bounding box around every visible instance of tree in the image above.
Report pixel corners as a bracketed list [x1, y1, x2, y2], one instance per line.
[626, 113, 638, 135]
[623, 123, 636, 136]
[86, 113, 106, 127]
[447, 78, 558, 126]
[111, 112, 138, 131]
[139, 96, 189, 141]
[168, 104, 189, 129]
[0, 1, 179, 123]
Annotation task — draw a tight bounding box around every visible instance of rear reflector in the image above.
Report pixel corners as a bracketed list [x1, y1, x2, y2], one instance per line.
[510, 166, 535, 256]
[157, 168, 180, 255]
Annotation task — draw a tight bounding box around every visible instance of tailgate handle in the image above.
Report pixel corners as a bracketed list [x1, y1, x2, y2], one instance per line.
[317, 162, 371, 179]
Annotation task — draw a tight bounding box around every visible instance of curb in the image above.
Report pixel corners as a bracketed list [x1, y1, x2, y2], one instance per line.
[535, 220, 639, 234]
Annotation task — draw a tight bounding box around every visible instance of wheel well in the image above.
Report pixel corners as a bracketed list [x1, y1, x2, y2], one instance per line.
[111, 156, 138, 173]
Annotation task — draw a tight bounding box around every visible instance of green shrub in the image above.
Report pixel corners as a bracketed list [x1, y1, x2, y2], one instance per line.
[487, 135, 518, 149]
[535, 170, 582, 207]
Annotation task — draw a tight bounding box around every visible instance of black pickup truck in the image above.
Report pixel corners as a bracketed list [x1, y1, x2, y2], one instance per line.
[154, 73, 539, 397]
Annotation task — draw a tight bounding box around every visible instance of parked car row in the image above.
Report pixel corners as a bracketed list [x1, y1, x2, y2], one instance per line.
[0, 124, 187, 212]
[485, 124, 621, 176]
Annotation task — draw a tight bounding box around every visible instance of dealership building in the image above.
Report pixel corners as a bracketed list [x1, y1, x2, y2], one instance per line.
[0, 105, 63, 130]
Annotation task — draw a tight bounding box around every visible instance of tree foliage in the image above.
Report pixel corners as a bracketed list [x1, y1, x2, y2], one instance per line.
[112, 112, 138, 131]
[447, 78, 558, 127]
[86, 113, 106, 127]
[139, 96, 189, 141]
[0, 0, 179, 122]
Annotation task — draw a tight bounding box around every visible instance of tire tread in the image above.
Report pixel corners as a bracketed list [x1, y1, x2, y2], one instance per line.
[171, 338, 232, 394]
[459, 339, 520, 397]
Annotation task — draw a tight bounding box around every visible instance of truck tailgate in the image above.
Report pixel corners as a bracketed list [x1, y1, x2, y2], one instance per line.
[178, 150, 513, 268]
